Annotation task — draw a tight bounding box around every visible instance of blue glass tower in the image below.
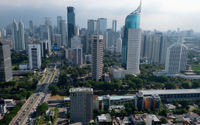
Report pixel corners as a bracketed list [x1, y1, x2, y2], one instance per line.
[67, 6, 75, 47]
[122, 1, 142, 68]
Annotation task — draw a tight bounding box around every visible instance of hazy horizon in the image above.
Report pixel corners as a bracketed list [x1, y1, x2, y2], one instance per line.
[0, 0, 200, 32]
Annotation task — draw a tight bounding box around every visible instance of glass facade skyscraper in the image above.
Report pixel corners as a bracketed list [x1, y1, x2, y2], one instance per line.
[67, 6, 75, 47]
[122, 1, 141, 68]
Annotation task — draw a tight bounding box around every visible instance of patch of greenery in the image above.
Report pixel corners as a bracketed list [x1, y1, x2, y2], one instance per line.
[0, 73, 39, 100]
[36, 103, 48, 116]
[0, 101, 24, 125]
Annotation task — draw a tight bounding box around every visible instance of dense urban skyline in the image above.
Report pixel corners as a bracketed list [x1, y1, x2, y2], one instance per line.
[0, 0, 200, 31]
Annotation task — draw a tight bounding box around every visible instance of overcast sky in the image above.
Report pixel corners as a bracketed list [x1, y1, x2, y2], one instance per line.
[0, 0, 200, 31]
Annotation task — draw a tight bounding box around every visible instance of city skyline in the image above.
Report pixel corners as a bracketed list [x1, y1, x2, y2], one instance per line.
[0, 0, 200, 31]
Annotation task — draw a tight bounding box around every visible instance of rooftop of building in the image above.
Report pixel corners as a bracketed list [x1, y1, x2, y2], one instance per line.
[64, 95, 135, 101]
[69, 87, 93, 93]
[97, 114, 112, 122]
[0, 40, 9, 45]
[139, 89, 200, 95]
[133, 114, 145, 122]
[98, 95, 135, 101]
[147, 114, 160, 122]
[111, 66, 125, 71]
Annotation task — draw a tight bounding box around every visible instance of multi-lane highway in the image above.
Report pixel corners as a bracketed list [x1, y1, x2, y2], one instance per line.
[9, 67, 58, 125]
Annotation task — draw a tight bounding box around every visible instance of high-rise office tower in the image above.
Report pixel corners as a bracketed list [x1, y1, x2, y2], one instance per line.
[105, 29, 114, 51]
[40, 40, 50, 58]
[1, 28, 6, 38]
[24, 32, 29, 51]
[45, 17, 54, 44]
[71, 36, 83, 65]
[0, 41, 13, 82]
[75, 26, 80, 36]
[60, 20, 68, 47]
[70, 88, 93, 124]
[97, 18, 107, 35]
[92, 35, 104, 81]
[67, 6, 75, 47]
[165, 38, 188, 74]
[13, 19, 18, 49]
[45, 17, 52, 26]
[40, 25, 50, 41]
[40, 24, 51, 48]
[18, 21, 25, 49]
[122, 1, 142, 75]
[115, 37, 122, 54]
[29, 20, 34, 37]
[87, 20, 97, 34]
[112, 20, 117, 32]
[54, 34, 62, 47]
[57, 16, 62, 34]
[28, 44, 41, 69]
[80, 28, 87, 54]
[13, 19, 25, 51]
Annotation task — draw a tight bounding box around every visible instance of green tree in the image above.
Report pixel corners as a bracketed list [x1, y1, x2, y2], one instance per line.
[160, 117, 167, 124]
[165, 82, 176, 89]
[49, 85, 59, 95]
[181, 81, 191, 89]
[192, 81, 200, 88]
[36, 103, 48, 116]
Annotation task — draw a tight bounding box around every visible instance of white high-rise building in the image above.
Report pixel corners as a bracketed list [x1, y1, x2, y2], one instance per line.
[70, 88, 93, 124]
[13, 19, 25, 51]
[92, 35, 104, 81]
[115, 37, 122, 54]
[122, 1, 142, 75]
[126, 29, 142, 75]
[28, 44, 41, 69]
[165, 38, 188, 74]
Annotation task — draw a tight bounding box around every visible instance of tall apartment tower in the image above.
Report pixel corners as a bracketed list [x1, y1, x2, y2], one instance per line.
[92, 35, 104, 81]
[112, 20, 117, 32]
[67, 6, 75, 47]
[165, 38, 188, 74]
[141, 32, 168, 64]
[28, 44, 41, 70]
[70, 88, 93, 125]
[0, 41, 13, 82]
[122, 0, 142, 75]
[13, 19, 25, 51]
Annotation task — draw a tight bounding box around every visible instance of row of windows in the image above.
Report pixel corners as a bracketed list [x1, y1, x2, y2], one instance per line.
[160, 93, 200, 98]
